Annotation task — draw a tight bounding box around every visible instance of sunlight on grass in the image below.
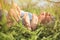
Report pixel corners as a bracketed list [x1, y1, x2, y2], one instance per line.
[0, 0, 60, 40]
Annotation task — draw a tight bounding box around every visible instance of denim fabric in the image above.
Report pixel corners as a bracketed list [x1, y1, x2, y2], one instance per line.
[20, 10, 32, 21]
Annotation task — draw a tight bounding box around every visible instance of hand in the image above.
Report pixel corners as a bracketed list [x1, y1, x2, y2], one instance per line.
[7, 3, 21, 27]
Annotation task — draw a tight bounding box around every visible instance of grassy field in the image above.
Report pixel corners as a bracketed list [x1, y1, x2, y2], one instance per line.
[0, 0, 60, 40]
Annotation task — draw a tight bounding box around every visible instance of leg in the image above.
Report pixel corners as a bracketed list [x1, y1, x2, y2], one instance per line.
[22, 13, 31, 30]
[31, 14, 38, 30]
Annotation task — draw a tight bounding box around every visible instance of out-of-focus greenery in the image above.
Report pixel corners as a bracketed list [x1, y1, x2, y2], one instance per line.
[0, 0, 60, 40]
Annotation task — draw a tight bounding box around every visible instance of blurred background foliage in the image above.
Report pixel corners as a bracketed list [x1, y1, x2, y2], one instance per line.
[0, 0, 60, 40]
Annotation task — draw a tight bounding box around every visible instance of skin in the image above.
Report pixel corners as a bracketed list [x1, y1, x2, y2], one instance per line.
[8, 3, 21, 21]
[0, 3, 2, 9]
[7, 3, 53, 30]
[30, 12, 53, 30]
[7, 3, 21, 27]
[22, 13, 39, 30]
[38, 12, 53, 24]
[31, 14, 38, 30]
[22, 12, 31, 30]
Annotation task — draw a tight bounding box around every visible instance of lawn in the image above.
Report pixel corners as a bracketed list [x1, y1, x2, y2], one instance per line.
[0, 0, 60, 40]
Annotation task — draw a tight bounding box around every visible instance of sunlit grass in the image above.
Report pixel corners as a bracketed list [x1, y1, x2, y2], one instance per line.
[0, 0, 60, 40]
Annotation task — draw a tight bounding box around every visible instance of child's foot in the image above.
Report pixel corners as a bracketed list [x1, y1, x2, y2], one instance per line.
[31, 14, 38, 30]
[22, 13, 31, 30]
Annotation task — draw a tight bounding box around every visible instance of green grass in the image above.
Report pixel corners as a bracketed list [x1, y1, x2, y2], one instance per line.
[0, 0, 60, 40]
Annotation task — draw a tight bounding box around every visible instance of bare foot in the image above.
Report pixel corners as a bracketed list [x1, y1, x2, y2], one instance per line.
[31, 14, 38, 30]
[38, 12, 54, 24]
[22, 13, 31, 30]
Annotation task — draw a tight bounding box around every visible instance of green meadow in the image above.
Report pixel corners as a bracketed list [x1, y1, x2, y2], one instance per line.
[0, 0, 60, 40]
